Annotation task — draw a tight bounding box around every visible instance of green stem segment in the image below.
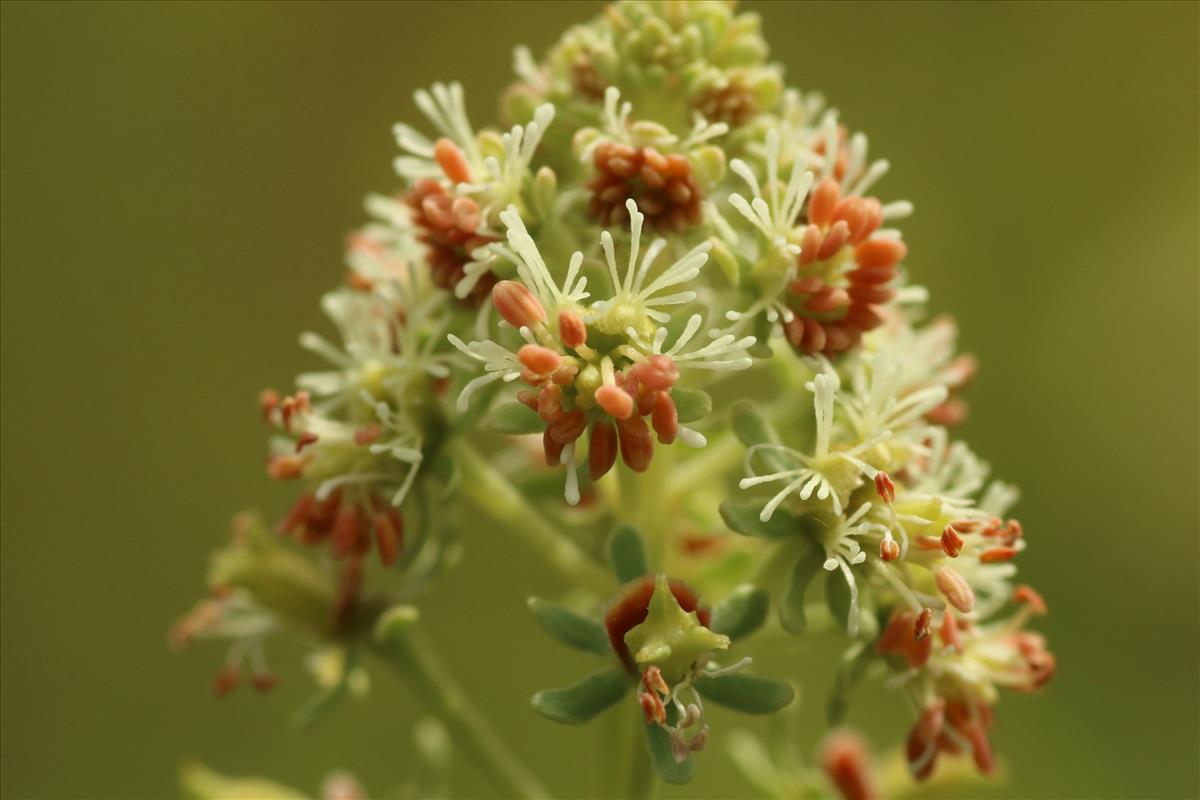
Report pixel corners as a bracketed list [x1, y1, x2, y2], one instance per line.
[451, 440, 611, 594]
[373, 607, 551, 800]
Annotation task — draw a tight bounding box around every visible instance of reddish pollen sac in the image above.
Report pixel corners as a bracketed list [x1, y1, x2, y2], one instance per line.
[905, 701, 945, 781]
[588, 421, 619, 480]
[492, 280, 547, 329]
[558, 310, 588, 348]
[1012, 584, 1048, 615]
[603, 575, 712, 672]
[879, 537, 900, 562]
[650, 391, 679, 445]
[873, 472, 896, 503]
[596, 383, 635, 420]
[821, 731, 878, 800]
[940, 525, 964, 558]
[935, 566, 976, 613]
[616, 414, 655, 472]
[267, 454, 305, 480]
[517, 344, 562, 377]
[877, 610, 932, 668]
[433, 137, 472, 184]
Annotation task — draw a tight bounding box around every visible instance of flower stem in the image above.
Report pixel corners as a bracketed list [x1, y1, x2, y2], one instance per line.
[372, 607, 551, 800]
[450, 439, 612, 594]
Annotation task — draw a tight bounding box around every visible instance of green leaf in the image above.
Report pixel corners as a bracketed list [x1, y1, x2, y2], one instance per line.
[527, 597, 609, 655]
[719, 501, 801, 539]
[530, 667, 633, 725]
[696, 672, 795, 715]
[645, 714, 695, 785]
[671, 387, 712, 423]
[609, 524, 648, 584]
[709, 585, 769, 641]
[485, 402, 544, 435]
[779, 547, 825, 635]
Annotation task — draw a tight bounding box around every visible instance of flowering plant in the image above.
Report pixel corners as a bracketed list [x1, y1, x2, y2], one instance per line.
[173, 3, 1054, 798]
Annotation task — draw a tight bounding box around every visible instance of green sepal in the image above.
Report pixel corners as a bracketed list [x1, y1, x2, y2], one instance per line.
[779, 546, 825, 635]
[747, 313, 774, 359]
[609, 523, 649, 584]
[530, 667, 633, 725]
[291, 645, 360, 730]
[731, 400, 798, 474]
[527, 597, 609, 655]
[827, 642, 877, 726]
[672, 387, 712, 423]
[448, 376, 502, 437]
[696, 672, 795, 715]
[645, 707, 696, 785]
[709, 584, 769, 641]
[484, 402, 544, 435]
[719, 501, 802, 539]
[825, 568, 859, 637]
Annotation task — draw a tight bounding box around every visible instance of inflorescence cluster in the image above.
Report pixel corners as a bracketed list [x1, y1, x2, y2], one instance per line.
[174, 4, 1054, 798]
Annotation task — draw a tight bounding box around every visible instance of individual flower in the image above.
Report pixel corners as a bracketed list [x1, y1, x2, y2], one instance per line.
[527, 525, 791, 784]
[450, 199, 753, 504]
[393, 82, 558, 303]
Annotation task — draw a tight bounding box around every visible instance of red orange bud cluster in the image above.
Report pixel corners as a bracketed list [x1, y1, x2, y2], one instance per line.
[277, 490, 404, 567]
[783, 177, 905, 357]
[906, 698, 997, 781]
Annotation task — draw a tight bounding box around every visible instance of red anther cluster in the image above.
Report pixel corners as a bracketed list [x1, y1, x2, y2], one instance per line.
[876, 609, 933, 668]
[1012, 584, 1048, 615]
[693, 79, 757, 128]
[638, 665, 671, 725]
[926, 352, 978, 427]
[1010, 631, 1056, 691]
[406, 178, 497, 305]
[820, 730, 878, 800]
[503, 299, 683, 478]
[569, 53, 607, 101]
[906, 698, 997, 781]
[603, 575, 711, 672]
[211, 664, 277, 698]
[587, 141, 702, 231]
[277, 489, 405, 567]
[261, 389, 311, 433]
[782, 176, 905, 357]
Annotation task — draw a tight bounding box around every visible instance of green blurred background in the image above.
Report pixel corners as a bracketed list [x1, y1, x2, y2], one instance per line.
[2, 1, 1197, 798]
